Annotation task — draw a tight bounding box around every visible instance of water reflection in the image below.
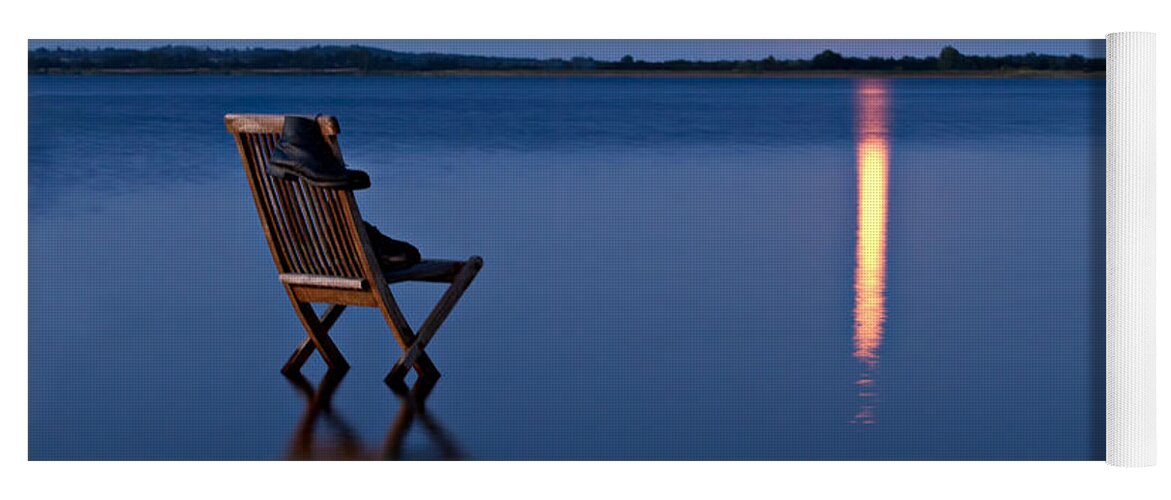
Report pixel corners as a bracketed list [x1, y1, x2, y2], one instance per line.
[851, 79, 889, 426]
[28, 76, 1107, 460]
[284, 371, 461, 460]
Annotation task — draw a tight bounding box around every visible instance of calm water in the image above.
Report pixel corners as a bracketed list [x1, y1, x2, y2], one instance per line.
[29, 75, 1104, 460]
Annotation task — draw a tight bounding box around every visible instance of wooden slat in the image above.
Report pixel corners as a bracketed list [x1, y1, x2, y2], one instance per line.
[269, 134, 357, 278]
[307, 186, 357, 277]
[256, 135, 311, 274]
[225, 114, 340, 136]
[258, 133, 310, 273]
[300, 183, 347, 277]
[261, 135, 328, 275]
[238, 134, 290, 272]
[292, 177, 335, 275]
[289, 284, 380, 307]
[251, 133, 307, 273]
[233, 132, 293, 274]
[290, 179, 334, 274]
[246, 133, 291, 270]
[313, 132, 364, 278]
[325, 190, 364, 276]
[280, 273, 367, 290]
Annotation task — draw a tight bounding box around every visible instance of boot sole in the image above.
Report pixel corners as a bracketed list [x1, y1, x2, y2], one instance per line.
[267, 163, 363, 189]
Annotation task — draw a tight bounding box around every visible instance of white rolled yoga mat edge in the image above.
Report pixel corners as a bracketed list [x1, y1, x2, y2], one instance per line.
[1106, 31, 1156, 467]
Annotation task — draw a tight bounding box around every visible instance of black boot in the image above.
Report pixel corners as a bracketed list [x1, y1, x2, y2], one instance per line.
[364, 222, 421, 271]
[269, 116, 370, 190]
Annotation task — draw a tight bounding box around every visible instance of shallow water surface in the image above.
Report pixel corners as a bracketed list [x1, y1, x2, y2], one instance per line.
[29, 75, 1104, 460]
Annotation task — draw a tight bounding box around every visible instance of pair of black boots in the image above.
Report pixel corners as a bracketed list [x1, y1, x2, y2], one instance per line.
[270, 116, 421, 272]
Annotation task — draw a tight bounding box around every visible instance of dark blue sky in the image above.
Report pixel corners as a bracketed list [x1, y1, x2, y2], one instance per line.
[29, 39, 1104, 61]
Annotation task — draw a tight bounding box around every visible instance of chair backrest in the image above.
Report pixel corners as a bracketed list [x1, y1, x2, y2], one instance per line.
[225, 114, 376, 290]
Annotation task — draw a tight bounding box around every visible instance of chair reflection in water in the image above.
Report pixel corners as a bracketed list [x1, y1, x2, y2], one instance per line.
[225, 114, 482, 385]
[285, 371, 462, 460]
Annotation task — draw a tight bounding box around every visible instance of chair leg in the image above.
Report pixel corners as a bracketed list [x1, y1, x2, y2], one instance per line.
[285, 301, 349, 373]
[378, 299, 441, 385]
[385, 257, 483, 385]
[282, 304, 347, 375]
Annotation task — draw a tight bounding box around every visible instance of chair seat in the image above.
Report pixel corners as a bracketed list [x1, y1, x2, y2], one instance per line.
[383, 259, 465, 284]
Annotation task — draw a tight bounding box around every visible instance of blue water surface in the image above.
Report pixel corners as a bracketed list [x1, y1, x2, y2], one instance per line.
[28, 75, 1104, 460]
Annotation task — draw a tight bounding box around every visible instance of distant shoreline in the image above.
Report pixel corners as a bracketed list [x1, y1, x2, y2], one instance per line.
[30, 46, 1105, 78]
[29, 68, 1106, 79]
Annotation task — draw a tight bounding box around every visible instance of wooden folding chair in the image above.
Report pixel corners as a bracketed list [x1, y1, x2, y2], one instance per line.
[225, 114, 483, 385]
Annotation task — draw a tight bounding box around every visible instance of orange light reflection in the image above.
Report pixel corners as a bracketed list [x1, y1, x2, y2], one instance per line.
[851, 79, 889, 426]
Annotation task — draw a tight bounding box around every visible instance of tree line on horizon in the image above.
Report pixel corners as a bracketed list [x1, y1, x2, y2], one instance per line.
[28, 45, 1106, 73]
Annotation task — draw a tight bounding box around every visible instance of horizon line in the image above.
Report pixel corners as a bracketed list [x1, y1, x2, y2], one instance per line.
[27, 39, 1106, 62]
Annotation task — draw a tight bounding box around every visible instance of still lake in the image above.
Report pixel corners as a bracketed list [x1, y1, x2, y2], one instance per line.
[29, 75, 1104, 460]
